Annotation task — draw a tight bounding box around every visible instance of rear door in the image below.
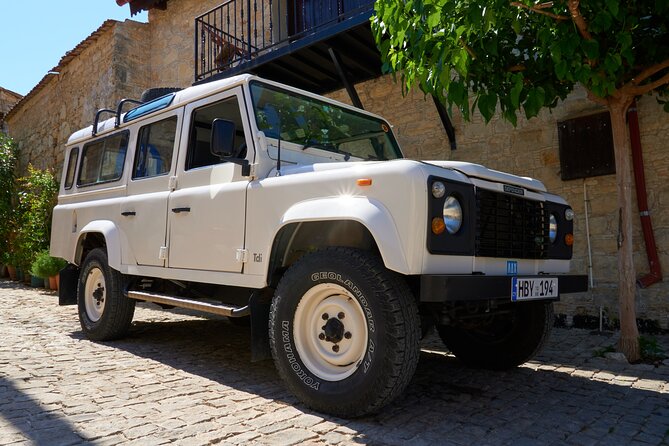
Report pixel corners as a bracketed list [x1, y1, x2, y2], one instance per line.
[167, 87, 252, 273]
[120, 109, 183, 266]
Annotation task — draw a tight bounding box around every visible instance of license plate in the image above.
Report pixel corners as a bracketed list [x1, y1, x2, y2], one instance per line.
[511, 277, 558, 301]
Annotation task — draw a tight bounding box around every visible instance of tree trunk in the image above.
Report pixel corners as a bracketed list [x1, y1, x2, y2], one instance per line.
[607, 98, 640, 363]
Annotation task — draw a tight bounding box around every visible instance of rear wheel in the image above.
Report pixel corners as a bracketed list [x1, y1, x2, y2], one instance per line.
[437, 301, 554, 370]
[269, 248, 420, 417]
[78, 248, 135, 341]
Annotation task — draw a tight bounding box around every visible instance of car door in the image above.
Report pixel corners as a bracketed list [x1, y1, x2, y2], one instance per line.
[120, 109, 183, 266]
[167, 87, 252, 273]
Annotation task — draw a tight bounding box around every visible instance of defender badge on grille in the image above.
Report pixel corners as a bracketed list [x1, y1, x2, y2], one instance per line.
[503, 184, 525, 196]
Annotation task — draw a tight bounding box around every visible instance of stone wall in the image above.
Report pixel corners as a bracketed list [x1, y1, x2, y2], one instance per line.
[147, 0, 224, 88]
[0, 88, 22, 134]
[6, 20, 150, 177]
[331, 76, 669, 329]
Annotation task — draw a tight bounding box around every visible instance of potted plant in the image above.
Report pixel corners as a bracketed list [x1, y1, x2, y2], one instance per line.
[31, 250, 66, 290]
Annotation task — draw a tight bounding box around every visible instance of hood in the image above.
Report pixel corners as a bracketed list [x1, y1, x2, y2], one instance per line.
[423, 161, 547, 192]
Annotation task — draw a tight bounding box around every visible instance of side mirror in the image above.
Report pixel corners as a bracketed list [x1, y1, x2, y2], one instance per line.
[211, 118, 236, 158]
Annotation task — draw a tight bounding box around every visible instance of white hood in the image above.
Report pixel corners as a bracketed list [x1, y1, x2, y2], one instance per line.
[424, 161, 547, 192]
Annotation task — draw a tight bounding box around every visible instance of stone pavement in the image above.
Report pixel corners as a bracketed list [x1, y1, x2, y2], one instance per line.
[1, 279, 668, 446]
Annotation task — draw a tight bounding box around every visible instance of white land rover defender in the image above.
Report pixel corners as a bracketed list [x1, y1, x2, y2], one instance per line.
[51, 74, 587, 417]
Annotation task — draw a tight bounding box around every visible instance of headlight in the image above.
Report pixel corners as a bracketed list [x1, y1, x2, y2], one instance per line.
[432, 181, 446, 198]
[549, 213, 558, 243]
[443, 195, 463, 234]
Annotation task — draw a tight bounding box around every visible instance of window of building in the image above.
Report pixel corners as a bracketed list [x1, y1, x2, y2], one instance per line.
[64, 147, 78, 190]
[133, 117, 177, 179]
[558, 112, 615, 181]
[78, 132, 129, 186]
[186, 96, 246, 170]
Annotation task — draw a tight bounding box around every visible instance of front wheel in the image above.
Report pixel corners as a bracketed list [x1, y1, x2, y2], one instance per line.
[269, 248, 420, 417]
[437, 301, 554, 370]
[78, 248, 135, 341]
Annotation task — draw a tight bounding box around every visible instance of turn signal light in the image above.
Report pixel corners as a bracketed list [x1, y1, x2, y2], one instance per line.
[357, 178, 373, 186]
[432, 217, 446, 235]
[565, 233, 574, 246]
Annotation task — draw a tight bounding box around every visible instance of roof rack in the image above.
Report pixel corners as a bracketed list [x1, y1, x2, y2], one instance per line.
[91, 93, 178, 136]
[92, 97, 145, 137]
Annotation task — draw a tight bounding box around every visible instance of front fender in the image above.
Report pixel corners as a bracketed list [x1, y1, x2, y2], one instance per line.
[76, 220, 123, 269]
[279, 197, 410, 273]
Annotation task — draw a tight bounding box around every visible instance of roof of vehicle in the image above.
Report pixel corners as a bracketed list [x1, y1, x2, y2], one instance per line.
[66, 74, 391, 146]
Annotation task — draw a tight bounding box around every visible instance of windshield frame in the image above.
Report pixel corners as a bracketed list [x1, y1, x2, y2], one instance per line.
[248, 80, 403, 161]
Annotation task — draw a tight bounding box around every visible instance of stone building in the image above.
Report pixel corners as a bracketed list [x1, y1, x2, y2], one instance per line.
[5, 0, 669, 328]
[0, 87, 22, 134]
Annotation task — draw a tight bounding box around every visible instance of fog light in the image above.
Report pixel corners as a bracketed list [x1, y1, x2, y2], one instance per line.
[432, 181, 446, 198]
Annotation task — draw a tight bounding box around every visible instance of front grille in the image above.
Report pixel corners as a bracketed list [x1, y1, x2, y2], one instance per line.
[475, 188, 549, 259]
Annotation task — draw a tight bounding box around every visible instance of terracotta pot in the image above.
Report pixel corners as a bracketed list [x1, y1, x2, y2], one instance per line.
[49, 276, 58, 290]
[7, 265, 17, 281]
[0, 264, 6, 278]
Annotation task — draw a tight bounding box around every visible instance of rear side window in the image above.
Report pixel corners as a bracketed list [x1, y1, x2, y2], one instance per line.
[133, 117, 177, 179]
[78, 132, 129, 186]
[64, 147, 79, 190]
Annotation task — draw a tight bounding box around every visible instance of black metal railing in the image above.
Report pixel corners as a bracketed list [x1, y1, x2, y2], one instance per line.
[195, 0, 374, 82]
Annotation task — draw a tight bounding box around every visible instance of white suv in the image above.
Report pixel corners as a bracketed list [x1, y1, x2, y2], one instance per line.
[51, 74, 587, 417]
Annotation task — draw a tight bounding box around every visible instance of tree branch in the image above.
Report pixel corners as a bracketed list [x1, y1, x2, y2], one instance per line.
[625, 70, 669, 96]
[567, 0, 593, 40]
[629, 58, 669, 86]
[510, 2, 568, 21]
[459, 38, 477, 59]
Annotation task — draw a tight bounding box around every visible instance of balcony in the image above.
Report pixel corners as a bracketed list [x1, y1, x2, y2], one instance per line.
[194, 0, 381, 95]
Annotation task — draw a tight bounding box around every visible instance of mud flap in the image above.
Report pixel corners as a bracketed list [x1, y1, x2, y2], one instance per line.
[250, 288, 273, 362]
[59, 264, 80, 306]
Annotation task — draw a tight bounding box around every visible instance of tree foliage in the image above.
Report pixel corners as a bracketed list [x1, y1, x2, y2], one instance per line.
[372, 0, 669, 362]
[372, 0, 669, 124]
[0, 134, 18, 264]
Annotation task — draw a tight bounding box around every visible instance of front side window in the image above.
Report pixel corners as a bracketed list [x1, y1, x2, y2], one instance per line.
[133, 117, 177, 179]
[64, 147, 79, 189]
[249, 81, 403, 161]
[78, 132, 129, 186]
[186, 95, 247, 170]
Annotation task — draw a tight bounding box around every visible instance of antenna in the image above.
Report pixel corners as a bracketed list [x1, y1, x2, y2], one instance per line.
[276, 113, 282, 176]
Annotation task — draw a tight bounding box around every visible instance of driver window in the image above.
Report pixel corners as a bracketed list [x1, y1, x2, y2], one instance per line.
[186, 95, 247, 170]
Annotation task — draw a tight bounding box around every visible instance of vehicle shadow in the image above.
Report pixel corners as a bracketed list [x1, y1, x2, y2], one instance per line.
[0, 376, 85, 445]
[73, 314, 669, 445]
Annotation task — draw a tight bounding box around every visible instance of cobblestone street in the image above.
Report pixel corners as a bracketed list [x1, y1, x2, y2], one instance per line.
[1, 280, 668, 445]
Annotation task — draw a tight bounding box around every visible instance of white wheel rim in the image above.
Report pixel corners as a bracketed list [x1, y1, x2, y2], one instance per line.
[84, 267, 106, 322]
[293, 283, 368, 381]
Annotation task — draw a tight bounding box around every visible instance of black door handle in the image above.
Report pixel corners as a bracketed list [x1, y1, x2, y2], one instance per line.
[121, 211, 136, 216]
[172, 207, 191, 213]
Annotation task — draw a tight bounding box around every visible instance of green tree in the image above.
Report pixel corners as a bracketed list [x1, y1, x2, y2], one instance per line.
[15, 166, 59, 272]
[372, 0, 669, 361]
[0, 134, 18, 264]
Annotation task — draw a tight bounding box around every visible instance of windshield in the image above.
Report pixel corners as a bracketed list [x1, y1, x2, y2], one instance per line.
[249, 81, 403, 161]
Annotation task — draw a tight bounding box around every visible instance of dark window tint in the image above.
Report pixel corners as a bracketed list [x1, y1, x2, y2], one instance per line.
[558, 112, 615, 181]
[64, 147, 79, 190]
[78, 132, 129, 186]
[186, 96, 246, 170]
[133, 117, 177, 179]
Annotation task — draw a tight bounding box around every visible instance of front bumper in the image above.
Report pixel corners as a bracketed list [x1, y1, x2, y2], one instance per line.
[420, 274, 589, 302]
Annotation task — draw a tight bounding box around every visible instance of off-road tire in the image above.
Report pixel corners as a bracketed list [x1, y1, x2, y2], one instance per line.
[269, 248, 420, 417]
[78, 248, 135, 341]
[437, 301, 554, 370]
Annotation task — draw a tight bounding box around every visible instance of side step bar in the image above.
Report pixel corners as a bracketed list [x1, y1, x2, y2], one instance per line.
[127, 290, 250, 317]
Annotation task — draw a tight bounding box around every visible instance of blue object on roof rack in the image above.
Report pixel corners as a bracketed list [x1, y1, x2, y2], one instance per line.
[124, 93, 176, 123]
